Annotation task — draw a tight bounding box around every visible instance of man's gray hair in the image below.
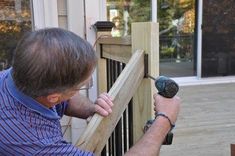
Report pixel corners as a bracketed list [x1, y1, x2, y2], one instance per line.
[12, 28, 97, 98]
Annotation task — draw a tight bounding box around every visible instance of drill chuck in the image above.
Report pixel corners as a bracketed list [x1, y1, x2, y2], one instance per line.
[147, 75, 179, 98]
[155, 76, 179, 98]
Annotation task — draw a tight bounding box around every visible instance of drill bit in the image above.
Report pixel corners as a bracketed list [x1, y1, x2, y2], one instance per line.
[147, 74, 156, 81]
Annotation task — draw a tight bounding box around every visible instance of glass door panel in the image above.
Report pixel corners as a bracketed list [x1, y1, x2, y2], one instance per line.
[106, 0, 151, 37]
[158, 0, 197, 77]
[0, 0, 32, 70]
[106, 0, 197, 77]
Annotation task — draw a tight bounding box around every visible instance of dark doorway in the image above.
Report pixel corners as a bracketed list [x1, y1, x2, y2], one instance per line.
[202, 0, 235, 77]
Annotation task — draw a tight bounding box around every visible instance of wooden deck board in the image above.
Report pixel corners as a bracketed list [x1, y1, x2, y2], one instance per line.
[160, 83, 235, 156]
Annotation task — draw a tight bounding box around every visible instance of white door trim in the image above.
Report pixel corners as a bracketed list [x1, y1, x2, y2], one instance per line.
[32, 0, 58, 29]
[197, 0, 203, 78]
[151, 0, 157, 22]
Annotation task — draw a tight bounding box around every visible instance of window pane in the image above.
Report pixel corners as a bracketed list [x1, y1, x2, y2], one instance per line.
[158, 0, 196, 77]
[0, 0, 32, 70]
[107, 0, 151, 37]
[106, 0, 197, 77]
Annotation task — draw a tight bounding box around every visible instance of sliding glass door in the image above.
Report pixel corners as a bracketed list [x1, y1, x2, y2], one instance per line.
[158, 0, 197, 77]
[106, 0, 197, 77]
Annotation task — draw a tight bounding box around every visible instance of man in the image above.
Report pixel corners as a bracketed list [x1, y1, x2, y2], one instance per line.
[0, 28, 180, 155]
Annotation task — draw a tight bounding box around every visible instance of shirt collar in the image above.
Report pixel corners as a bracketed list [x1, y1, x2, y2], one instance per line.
[5, 68, 60, 119]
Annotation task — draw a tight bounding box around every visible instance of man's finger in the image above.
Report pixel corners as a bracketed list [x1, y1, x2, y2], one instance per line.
[99, 94, 113, 107]
[95, 105, 109, 116]
[96, 98, 112, 113]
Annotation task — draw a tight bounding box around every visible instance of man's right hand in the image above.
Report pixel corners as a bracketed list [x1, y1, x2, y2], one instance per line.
[153, 94, 181, 125]
[125, 94, 181, 156]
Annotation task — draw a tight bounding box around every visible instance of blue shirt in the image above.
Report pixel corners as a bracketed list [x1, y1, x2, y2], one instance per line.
[0, 68, 93, 156]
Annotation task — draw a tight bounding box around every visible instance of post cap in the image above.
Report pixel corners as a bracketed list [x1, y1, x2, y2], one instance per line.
[93, 21, 115, 32]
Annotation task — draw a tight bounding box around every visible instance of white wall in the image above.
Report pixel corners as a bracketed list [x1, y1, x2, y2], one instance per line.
[67, 0, 85, 38]
[32, 0, 58, 29]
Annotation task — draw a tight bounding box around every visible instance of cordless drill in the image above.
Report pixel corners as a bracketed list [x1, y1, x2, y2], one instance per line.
[144, 75, 179, 145]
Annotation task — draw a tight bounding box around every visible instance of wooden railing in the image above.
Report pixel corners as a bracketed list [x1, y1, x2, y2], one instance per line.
[76, 22, 159, 156]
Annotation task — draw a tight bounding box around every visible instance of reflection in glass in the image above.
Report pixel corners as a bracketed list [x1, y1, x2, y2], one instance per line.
[107, 0, 151, 37]
[159, 0, 196, 77]
[106, 0, 196, 77]
[0, 0, 32, 70]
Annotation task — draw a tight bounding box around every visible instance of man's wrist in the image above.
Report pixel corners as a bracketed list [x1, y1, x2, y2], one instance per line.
[155, 112, 175, 131]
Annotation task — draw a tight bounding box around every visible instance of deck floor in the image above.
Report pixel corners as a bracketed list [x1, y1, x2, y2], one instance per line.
[160, 83, 235, 156]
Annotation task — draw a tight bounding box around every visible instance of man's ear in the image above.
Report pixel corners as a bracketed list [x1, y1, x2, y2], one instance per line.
[46, 93, 62, 103]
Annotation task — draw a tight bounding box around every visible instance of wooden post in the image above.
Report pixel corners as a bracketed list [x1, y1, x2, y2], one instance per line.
[93, 21, 115, 94]
[131, 22, 159, 143]
[96, 31, 111, 94]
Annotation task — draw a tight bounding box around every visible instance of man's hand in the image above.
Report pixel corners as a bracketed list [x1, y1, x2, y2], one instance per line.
[66, 92, 113, 119]
[94, 93, 113, 117]
[153, 94, 180, 124]
[125, 94, 180, 156]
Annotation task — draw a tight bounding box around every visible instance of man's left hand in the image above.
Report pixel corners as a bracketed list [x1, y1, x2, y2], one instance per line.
[94, 93, 113, 117]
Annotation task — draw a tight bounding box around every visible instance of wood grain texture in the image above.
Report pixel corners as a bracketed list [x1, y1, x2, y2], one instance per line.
[131, 22, 159, 143]
[76, 50, 145, 155]
[102, 44, 132, 63]
[96, 32, 108, 94]
[98, 36, 131, 45]
[160, 83, 235, 156]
